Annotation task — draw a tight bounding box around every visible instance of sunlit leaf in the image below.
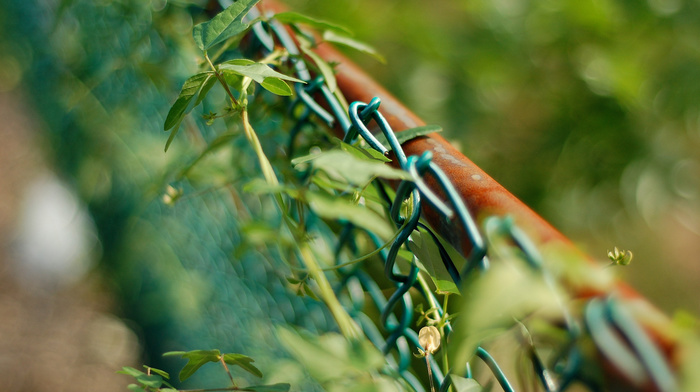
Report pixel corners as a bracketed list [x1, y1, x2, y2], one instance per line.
[117, 367, 145, 377]
[292, 149, 411, 186]
[192, 0, 260, 51]
[163, 349, 221, 382]
[449, 375, 483, 392]
[272, 12, 353, 36]
[143, 366, 170, 380]
[448, 263, 559, 370]
[339, 141, 391, 162]
[164, 118, 182, 152]
[194, 74, 218, 107]
[409, 229, 460, 295]
[136, 374, 164, 388]
[243, 178, 299, 199]
[220, 60, 305, 84]
[117, 368, 165, 389]
[260, 77, 293, 96]
[298, 35, 338, 93]
[372, 125, 443, 152]
[222, 353, 263, 378]
[322, 30, 385, 63]
[127, 385, 147, 392]
[306, 191, 394, 239]
[164, 72, 215, 131]
[277, 328, 384, 382]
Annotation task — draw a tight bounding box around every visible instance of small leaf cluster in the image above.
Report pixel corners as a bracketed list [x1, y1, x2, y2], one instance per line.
[163, 0, 384, 153]
[163, 349, 263, 382]
[120, 350, 290, 392]
[117, 366, 175, 392]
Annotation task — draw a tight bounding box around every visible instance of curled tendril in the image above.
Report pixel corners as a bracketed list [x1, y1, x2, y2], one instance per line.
[608, 247, 633, 266]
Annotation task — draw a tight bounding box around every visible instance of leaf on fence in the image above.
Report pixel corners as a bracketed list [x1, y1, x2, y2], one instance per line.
[322, 30, 386, 63]
[449, 375, 483, 392]
[307, 191, 394, 240]
[272, 12, 353, 36]
[260, 77, 293, 96]
[117, 366, 165, 388]
[372, 124, 443, 152]
[143, 366, 170, 379]
[192, 0, 260, 51]
[409, 230, 460, 295]
[243, 178, 300, 199]
[277, 328, 385, 383]
[220, 59, 305, 84]
[222, 353, 263, 378]
[339, 140, 390, 162]
[292, 149, 411, 186]
[449, 263, 559, 370]
[164, 72, 215, 131]
[298, 35, 338, 93]
[163, 349, 221, 382]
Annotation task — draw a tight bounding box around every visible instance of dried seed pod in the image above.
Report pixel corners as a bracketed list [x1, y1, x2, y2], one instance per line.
[418, 326, 441, 354]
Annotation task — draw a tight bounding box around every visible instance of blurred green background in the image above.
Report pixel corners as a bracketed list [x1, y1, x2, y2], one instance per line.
[0, 0, 698, 390]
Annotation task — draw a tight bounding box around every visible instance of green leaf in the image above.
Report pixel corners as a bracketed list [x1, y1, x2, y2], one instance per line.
[244, 383, 291, 392]
[164, 118, 182, 152]
[127, 384, 147, 392]
[322, 30, 385, 63]
[164, 72, 215, 131]
[118, 367, 165, 388]
[260, 77, 293, 96]
[194, 74, 218, 107]
[164, 349, 221, 382]
[222, 353, 263, 378]
[243, 178, 299, 199]
[372, 125, 443, 152]
[301, 282, 320, 301]
[277, 328, 385, 382]
[306, 191, 394, 240]
[117, 367, 145, 378]
[136, 374, 164, 388]
[298, 35, 338, 93]
[339, 141, 390, 162]
[272, 12, 352, 36]
[292, 149, 411, 186]
[448, 263, 560, 371]
[434, 279, 460, 295]
[220, 60, 305, 85]
[449, 375, 483, 392]
[143, 366, 170, 379]
[408, 230, 460, 295]
[192, 0, 260, 51]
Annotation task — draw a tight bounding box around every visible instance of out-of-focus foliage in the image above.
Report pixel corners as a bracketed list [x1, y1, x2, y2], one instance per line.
[0, 0, 335, 389]
[286, 0, 700, 314]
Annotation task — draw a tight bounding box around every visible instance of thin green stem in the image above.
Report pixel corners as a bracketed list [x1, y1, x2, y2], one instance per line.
[205, 52, 239, 108]
[239, 106, 359, 341]
[441, 294, 450, 382]
[426, 355, 436, 392]
[219, 355, 237, 388]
